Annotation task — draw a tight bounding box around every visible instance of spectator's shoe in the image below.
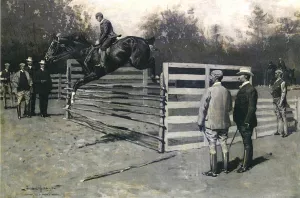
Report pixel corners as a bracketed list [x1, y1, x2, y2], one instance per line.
[274, 132, 280, 136]
[236, 166, 252, 173]
[31, 112, 36, 116]
[202, 153, 218, 177]
[4, 106, 8, 109]
[281, 134, 288, 138]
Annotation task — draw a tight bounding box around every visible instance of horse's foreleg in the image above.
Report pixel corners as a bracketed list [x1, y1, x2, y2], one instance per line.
[71, 72, 99, 104]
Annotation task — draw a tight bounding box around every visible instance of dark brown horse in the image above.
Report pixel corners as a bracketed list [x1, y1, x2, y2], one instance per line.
[45, 33, 157, 104]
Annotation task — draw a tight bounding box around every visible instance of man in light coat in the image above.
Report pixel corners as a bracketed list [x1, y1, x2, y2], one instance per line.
[11, 63, 32, 119]
[198, 70, 232, 177]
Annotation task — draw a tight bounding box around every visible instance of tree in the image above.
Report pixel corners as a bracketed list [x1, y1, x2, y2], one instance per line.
[246, 5, 274, 45]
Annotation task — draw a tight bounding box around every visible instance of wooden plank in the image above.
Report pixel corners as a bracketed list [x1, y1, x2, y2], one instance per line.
[169, 74, 206, 81]
[168, 62, 207, 69]
[167, 116, 197, 124]
[166, 131, 203, 138]
[116, 67, 143, 73]
[169, 88, 205, 95]
[167, 62, 249, 70]
[257, 130, 276, 137]
[256, 111, 275, 116]
[168, 101, 200, 109]
[71, 67, 83, 72]
[222, 76, 239, 82]
[166, 142, 206, 151]
[256, 123, 277, 131]
[100, 75, 143, 80]
[258, 117, 277, 122]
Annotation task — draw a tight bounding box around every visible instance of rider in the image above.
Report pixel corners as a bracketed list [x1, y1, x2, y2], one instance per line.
[92, 12, 118, 67]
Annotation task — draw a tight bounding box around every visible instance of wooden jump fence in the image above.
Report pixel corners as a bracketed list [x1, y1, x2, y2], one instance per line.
[64, 59, 165, 152]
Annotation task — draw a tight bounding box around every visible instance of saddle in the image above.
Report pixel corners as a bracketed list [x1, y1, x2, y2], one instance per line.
[94, 35, 122, 54]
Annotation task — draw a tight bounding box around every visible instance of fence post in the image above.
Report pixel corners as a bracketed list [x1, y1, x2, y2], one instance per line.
[65, 60, 72, 119]
[58, 73, 62, 100]
[205, 65, 210, 88]
[143, 69, 148, 105]
[297, 96, 300, 130]
[159, 72, 165, 153]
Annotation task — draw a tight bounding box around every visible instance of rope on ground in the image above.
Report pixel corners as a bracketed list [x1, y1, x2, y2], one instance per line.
[69, 119, 159, 151]
[80, 154, 176, 182]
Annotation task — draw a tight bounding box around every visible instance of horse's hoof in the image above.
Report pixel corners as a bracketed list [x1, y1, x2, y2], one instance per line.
[63, 105, 70, 110]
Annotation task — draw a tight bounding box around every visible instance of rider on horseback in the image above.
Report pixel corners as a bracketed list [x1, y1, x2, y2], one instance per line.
[85, 12, 119, 68]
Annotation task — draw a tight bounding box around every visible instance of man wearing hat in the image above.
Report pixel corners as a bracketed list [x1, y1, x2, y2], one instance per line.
[0, 63, 14, 108]
[233, 67, 258, 173]
[198, 70, 232, 177]
[35, 60, 52, 117]
[271, 69, 288, 137]
[25, 57, 37, 116]
[84, 12, 118, 68]
[11, 63, 32, 119]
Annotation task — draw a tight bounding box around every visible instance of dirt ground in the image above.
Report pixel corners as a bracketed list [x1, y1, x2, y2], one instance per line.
[1, 90, 300, 198]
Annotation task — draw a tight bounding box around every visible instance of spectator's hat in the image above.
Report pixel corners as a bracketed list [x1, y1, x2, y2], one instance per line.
[19, 63, 26, 67]
[39, 60, 46, 65]
[275, 69, 283, 74]
[237, 67, 254, 76]
[26, 57, 33, 62]
[210, 70, 223, 78]
[4, 63, 10, 66]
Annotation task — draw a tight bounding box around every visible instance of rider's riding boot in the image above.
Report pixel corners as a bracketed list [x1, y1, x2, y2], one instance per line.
[99, 50, 106, 68]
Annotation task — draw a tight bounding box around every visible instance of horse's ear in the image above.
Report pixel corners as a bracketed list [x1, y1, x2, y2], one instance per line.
[145, 37, 155, 45]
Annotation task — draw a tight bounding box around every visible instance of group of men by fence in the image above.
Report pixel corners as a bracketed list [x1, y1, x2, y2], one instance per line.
[0, 57, 52, 119]
[198, 67, 289, 177]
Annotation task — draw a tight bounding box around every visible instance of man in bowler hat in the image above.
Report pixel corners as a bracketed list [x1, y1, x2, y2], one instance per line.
[198, 70, 232, 177]
[24, 57, 37, 116]
[0, 63, 14, 108]
[233, 67, 258, 173]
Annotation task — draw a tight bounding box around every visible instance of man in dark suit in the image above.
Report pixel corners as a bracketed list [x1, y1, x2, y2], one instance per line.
[233, 67, 258, 173]
[35, 60, 52, 117]
[24, 57, 37, 116]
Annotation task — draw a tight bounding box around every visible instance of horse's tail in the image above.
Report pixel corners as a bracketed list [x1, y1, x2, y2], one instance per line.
[145, 37, 155, 45]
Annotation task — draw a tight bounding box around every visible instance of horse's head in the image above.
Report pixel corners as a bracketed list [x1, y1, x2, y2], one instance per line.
[45, 33, 89, 63]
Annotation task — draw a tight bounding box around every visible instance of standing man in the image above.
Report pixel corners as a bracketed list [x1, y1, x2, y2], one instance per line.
[198, 70, 232, 177]
[11, 63, 32, 119]
[271, 69, 288, 137]
[35, 60, 52, 117]
[25, 57, 37, 116]
[233, 67, 258, 173]
[0, 63, 13, 109]
[85, 12, 118, 68]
